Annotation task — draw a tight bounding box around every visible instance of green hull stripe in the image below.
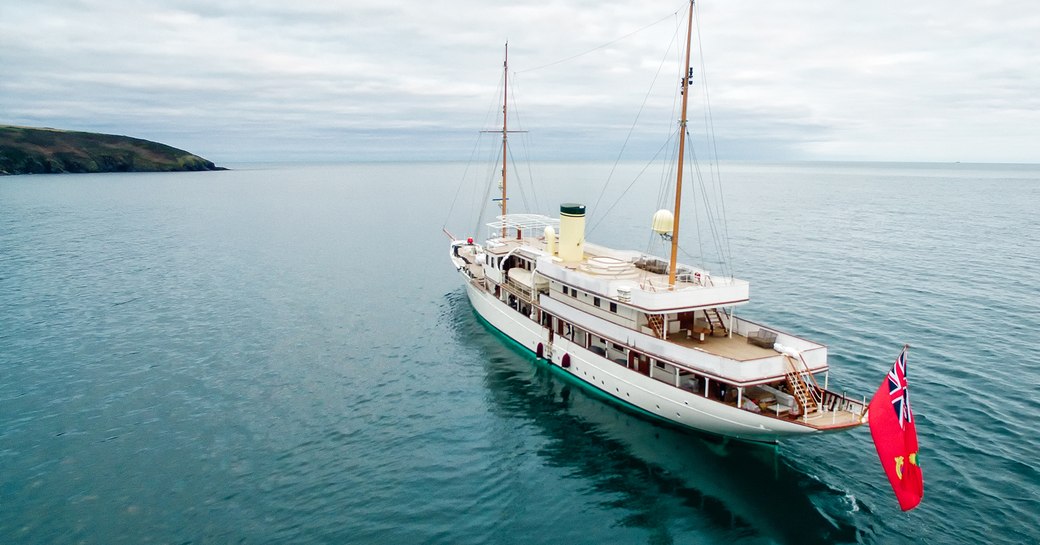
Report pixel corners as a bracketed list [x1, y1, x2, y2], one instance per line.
[470, 309, 758, 440]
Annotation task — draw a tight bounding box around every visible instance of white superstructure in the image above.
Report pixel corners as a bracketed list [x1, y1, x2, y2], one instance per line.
[450, 211, 866, 443]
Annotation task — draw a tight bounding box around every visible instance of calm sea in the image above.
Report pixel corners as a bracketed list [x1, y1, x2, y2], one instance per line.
[1, 162, 1038, 544]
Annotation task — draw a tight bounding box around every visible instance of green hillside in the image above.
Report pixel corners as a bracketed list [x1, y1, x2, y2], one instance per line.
[0, 125, 224, 175]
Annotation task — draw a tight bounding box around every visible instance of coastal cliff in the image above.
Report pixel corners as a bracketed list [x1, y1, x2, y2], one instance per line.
[0, 125, 224, 175]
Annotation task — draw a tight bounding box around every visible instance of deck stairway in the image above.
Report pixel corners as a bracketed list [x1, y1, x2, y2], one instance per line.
[704, 308, 728, 336]
[783, 354, 823, 415]
[647, 314, 664, 339]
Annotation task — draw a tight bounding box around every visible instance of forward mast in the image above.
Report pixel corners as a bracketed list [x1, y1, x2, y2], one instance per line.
[501, 42, 509, 237]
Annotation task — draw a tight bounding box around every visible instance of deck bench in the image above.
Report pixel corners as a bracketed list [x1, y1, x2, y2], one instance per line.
[747, 329, 778, 348]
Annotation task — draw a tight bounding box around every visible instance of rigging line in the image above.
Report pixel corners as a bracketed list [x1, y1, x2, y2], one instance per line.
[448, 72, 507, 233]
[644, 215, 659, 265]
[677, 242, 707, 268]
[509, 72, 543, 214]
[688, 133, 722, 276]
[472, 87, 507, 230]
[443, 126, 485, 231]
[508, 141, 532, 212]
[474, 152, 501, 238]
[506, 73, 530, 212]
[474, 69, 506, 238]
[654, 6, 684, 220]
[656, 129, 678, 212]
[686, 128, 706, 271]
[588, 127, 678, 235]
[588, 15, 683, 233]
[516, 8, 680, 74]
[694, 0, 733, 272]
[688, 127, 729, 278]
[643, 6, 684, 231]
[651, 116, 680, 235]
[521, 132, 541, 213]
[647, 131, 680, 259]
[686, 131, 716, 272]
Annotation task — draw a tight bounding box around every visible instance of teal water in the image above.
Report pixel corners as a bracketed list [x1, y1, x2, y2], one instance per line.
[1, 162, 1038, 544]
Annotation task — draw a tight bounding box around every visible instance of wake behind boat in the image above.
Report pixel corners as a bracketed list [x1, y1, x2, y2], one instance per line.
[446, 2, 868, 443]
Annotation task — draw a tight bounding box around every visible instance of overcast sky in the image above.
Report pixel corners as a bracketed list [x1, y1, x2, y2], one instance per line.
[2, 0, 1038, 163]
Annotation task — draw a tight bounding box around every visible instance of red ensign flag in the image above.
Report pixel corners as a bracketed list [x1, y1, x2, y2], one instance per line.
[868, 346, 923, 511]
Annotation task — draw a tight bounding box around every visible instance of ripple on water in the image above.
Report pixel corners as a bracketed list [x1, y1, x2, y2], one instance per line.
[2, 164, 1039, 544]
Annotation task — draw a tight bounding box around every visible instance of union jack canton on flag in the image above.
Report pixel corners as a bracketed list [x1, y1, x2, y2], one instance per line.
[887, 350, 913, 429]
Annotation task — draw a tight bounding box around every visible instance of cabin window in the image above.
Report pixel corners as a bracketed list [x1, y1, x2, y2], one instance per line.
[594, 297, 601, 307]
[609, 302, 617, 313]
[654, 361, 666, 370]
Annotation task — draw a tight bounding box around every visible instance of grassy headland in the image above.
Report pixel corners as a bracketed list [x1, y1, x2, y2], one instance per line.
[0, 125, 224, 175]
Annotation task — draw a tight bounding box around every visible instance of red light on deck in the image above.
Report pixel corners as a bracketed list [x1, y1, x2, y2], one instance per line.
[467, 237, 473, 244]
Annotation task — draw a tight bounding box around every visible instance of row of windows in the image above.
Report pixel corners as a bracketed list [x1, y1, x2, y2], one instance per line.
[561, 285, 619, 314]
[548, 312, 745, 406]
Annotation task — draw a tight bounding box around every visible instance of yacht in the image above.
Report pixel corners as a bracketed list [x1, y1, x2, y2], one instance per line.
[447, 1, 867, 443]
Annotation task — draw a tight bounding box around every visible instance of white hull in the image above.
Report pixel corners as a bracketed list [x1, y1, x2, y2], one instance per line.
[459, 271, 820, 443]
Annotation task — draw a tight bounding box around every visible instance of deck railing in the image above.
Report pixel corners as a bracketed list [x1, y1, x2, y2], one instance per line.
[820, 389, 867, 417]
[502, 277, 533, 303]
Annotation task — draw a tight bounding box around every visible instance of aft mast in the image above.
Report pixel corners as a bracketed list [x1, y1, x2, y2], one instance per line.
[669, 1, 695, 287]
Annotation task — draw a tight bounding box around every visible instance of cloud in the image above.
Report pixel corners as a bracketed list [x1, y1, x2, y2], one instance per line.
[1, 0, 1038, 163]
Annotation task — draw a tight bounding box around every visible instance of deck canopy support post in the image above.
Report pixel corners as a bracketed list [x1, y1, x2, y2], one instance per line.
[737, 387, 743, 408]
[728, 308, 734, 338]
[704, 378, 710, 398]
[674, 367, 680, 387]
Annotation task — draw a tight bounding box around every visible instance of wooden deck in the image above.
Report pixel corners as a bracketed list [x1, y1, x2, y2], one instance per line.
[669, 330, 778, 361]
[800, 409, 863, 430]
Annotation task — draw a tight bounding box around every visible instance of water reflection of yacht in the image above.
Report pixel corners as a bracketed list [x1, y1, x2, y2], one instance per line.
[453, 293, 861, 544]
